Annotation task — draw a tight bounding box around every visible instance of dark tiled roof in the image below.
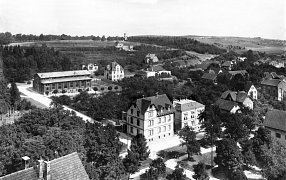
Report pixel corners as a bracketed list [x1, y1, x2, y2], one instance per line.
[201, 73, 217, 81]
[147, 65, 168, 72]
[264, 109, 286, 132]
[134, 94, 173, 115]
[214, 99, 239, 112]
[261, 79, 282, 87]
[0, 152, 89, 180]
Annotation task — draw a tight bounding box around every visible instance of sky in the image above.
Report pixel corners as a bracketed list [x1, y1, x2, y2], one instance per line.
[0, 0, 285, 40]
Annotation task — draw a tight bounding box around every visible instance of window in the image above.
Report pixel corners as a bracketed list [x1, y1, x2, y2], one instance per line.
[131, 109, 133, 115]
[137, 111, 140, 117]
[64, 83, 68, 88]
[163, 117, 166, 123]
[69, 82, 73, 88]
[158, 127, 161, 133]
[168, 125, 171, 130]
[81, 81, 86, 87]
[148, 111, 153, 117]
[130, 127, 133, 133]
[158, 118, 161, 124]
[76, 81, 79, 87]
[183, 113, 188, 120]
[137, 129, 140, 135]
[276, 133, 281, 138]
[152, 120, 154, 126]
[191, 121, 195, 126]
[137, 119, 140, 126]
[148, 120, 152, 127]
[51, 84, 56, 89]
[163, 126, 166, 132]
[168, 115, 171, 121]
[58, 83, 62, 89]
[149, 129, 154, 136]
[130, 117, 133, 124]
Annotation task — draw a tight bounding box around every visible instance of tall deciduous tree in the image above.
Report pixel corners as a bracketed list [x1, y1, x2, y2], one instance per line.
[193, 162, 209, 180]
[178, 126, 201, 160]
[146, 157, 166, 179]
[123, 151, 139, 180]
[9, 82, 20, 107]
[214, 138, 243, 172]
[129, 134, 150, 161]
[166, 165, 187, 180]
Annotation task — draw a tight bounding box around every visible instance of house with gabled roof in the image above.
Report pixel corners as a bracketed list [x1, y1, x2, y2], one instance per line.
[264, 109, 286, 145]
[244, 82, 257, 100]
[125, 94, 174, 142]
[261, 79, 286, 101]
[104, 61, 124, 81]
[0, 152, 89, 180]
[215, 90, 253, 113]
[201, 73, 217, 83]
[222, 61, 234, 70]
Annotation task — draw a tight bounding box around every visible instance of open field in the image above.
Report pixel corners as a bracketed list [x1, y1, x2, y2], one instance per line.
[186, 35, 286, 54]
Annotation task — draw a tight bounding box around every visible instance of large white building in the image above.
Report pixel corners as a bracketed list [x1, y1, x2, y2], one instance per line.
[126, 94, 174, 142]
[173, 99, 205, 131]
[104, 61, 124, 81]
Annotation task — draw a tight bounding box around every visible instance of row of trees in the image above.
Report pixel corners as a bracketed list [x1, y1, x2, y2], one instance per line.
[1, 45, 72, 82]
[129, 36, 227, 54]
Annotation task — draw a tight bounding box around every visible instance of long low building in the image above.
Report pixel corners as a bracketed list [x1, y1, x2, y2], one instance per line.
[33, 70, 92, 95]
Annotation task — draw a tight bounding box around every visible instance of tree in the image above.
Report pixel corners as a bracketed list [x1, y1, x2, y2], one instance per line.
[240, 139, 257, 167]
[193, 162, 209, 180]
[129, 134, 150, 161]
[166, 165, 186, 180]
[123, 151, 139, 180]
[260, 139, 286, 180]
[199, 105, 222, 144]
[101, 35, 106, 41]
[108, 86, 112, 91]
[178, 126, 201, 160]
[9, 82, 20, 107]
[251, 127, 271, 162]
[214, 138, 243, 172]
[228, 169, 248, 180]
[146, 157, 166, 179]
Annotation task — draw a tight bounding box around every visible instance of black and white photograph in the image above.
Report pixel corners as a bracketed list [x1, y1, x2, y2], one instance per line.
[0, 0, 285, 179]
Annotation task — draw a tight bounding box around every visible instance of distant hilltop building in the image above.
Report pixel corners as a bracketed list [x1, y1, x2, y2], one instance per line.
[33, 70, 92, 96]
[82, 63, 98, 72]
[124, 33, 128, 41]
[115, 42, 133, 51]
[104, 61, 124, 81]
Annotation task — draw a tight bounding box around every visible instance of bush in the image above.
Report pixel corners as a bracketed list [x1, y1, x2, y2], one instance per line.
[193, 162, 209, 180]
[101, 87, 105, 91]
[114, 86, 118, 90]
[93, 87, 98, 91]
[78, 89, 82, 92]
[108, 86, 112, 90]
[62, 89, 66, 93]
[228, 170, 247, 180]
[53, 90, 58, 94]
[45, 91, 49, 95]
[27, 81, 31, 84]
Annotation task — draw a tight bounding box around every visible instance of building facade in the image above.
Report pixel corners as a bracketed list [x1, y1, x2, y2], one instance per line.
[126, 94, 174, 142]
[104, 61, 124, 81]
[261, 79, 286, 101]
[264, 109, 286, 146]
[82, 63, 98, 72]
[145, 54, 159, 64]
[33, 70, 92, 95]
[173, 99, 205, 132]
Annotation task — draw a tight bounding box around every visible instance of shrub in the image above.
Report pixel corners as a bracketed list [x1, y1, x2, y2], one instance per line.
[114, 86, 118, 90]
[53, 90, 58, 94]
[45, 91, 49, 95]
[93, 87, 98, 91]
[78, 89, 82, 92]
[108, 86, 112, 90]
[62, 89, 66, 93]
[101, 87, 105, 91]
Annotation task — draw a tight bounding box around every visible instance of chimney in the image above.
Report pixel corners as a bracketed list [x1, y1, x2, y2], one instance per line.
[38, 158, 44, 180]
[44, 160, 51, 180]
[22, 156, 30, 169]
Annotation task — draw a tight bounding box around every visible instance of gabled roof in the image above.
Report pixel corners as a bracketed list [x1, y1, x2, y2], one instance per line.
[236, 91, 248, 103]
[134, 94, 173, 115]
[37, 70, 91, 79]
[107, 61, 123, 71]
[0, 152, 89, 180]
[214, 99, 239, 112]
[147, 65, 168, 72]
[220, 90, 237, 101]
[261, 79, 283, 87]
[244, 82, 255, 92]
[201, 73, 217, 81]
[264, 109, 286, 132]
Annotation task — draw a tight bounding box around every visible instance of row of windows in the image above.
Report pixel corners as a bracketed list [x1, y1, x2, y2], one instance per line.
[130, 117, 140, 126]
[45, 81, 90, 90]
[149, 125, 172, 136]
[130, 109, 140, 117]
[130, 127, 140, 134]
[148, 116, 171, 127]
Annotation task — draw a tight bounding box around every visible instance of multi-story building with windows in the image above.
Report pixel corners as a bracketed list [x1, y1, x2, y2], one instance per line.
[173, 99, 205, 132]
[104, 61, 124, 81]
[126, 94, 174, 142]
[33, 70, 92, 95]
